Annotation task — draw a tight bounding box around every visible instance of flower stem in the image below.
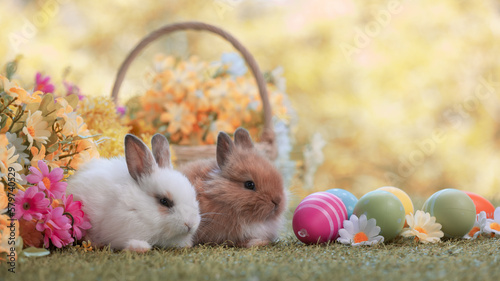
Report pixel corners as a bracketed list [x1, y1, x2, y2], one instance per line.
[0, 97, 17, 114]
[7, 105, 24, 132]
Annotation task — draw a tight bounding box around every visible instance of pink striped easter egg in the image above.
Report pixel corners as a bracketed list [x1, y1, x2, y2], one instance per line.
[292, 192, 348, 244]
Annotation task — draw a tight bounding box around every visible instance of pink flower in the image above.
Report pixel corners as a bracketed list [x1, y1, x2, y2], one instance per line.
[34, 72, 55, 93]
[62, 194, 92, 240]
[36, 207, 74, 248]
[27, 160, 67, 199]
[63, 81, 84, 100]
[116, 105, 126, 117]
[13, 186, 50, 221]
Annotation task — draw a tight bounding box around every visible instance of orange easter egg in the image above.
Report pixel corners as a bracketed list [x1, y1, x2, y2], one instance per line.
[464, 191, 495, 219]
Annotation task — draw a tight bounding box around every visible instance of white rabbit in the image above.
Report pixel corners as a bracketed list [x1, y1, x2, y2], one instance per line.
[67, 134, 200, 252]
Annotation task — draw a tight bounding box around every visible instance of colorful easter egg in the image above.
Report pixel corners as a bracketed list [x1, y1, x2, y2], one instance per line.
[353, 190, 405, 241]
[325, 188, 358, 217]
[292, 192, 348, 244]
[377, 186, 414, 226]
[422, 189, 476, 237]
[464, 191, 495, 219]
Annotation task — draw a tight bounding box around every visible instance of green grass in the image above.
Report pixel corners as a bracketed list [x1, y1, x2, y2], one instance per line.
[2, 199, 499, 281]
[2, 230, 500, 281]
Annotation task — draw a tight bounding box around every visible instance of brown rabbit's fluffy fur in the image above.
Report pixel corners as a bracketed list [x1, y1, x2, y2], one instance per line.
[180, 128, 287, 247]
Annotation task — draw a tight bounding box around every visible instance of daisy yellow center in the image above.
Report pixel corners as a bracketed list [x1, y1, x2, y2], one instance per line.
[415, 227, 427, 234]
[27, 126, 36, 137]
[468, 226, 480, 237]
[491, 222, 500, 231]
[353, 232, 368, 243]
[42, 177, 52, 190]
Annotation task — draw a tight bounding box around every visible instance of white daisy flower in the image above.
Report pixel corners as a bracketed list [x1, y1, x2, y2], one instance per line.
[22, 110, 51, 148]
[400, 210, 444, 244]
[484, 207, 500, 237]
[337, 214, 384, 246]
[463, 211, 487, 240]
[0, 146, 23, 181]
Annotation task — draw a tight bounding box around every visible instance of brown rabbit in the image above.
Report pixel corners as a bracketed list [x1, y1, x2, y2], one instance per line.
[179, 128, 287, 247]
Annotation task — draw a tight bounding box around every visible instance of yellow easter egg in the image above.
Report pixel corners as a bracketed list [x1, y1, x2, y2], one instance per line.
[377, 186, 414, 225]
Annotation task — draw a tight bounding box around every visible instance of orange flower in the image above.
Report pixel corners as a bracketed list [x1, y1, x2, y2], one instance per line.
[0, 76, 42, 105]
[204, 120, 234, 144]
[128, 55, 291, 146]
[0, 185, 7, 211]
[55, 97, 75, 117]
[69, 139, 99, 169]
[30, 145, 46, 167]
[160, 103, 196, 135]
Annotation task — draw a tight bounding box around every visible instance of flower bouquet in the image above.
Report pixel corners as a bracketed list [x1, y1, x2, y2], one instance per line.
[1, 61, 99, 260]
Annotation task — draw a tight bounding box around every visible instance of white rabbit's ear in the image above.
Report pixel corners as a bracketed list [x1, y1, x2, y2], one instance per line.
[151, 133, 171, 169]
[234, 127, 254, 149]
[125, 134, 155, 182]
[216, 131, 234, 168]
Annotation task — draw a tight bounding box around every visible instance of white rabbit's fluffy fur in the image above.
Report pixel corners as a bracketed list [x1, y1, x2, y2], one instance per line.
[67, 134, 200, 251]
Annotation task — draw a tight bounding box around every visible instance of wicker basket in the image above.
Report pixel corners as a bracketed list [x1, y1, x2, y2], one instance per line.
[111, 21, 277, 165]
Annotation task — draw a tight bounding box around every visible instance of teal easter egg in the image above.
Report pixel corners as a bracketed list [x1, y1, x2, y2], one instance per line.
[421, 189, 476, 238]
[325, 188, 358, 217]
[353, 190, 405, 241]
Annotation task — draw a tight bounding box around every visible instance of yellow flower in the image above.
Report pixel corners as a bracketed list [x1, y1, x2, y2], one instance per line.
[22, 110, 51, 148]
[400, 210, 444, 244]
[76, 240, 93, 252]
[77, 96, 127, 158]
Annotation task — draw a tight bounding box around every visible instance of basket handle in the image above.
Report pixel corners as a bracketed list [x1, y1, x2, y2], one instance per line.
[111, 21, 275, 145]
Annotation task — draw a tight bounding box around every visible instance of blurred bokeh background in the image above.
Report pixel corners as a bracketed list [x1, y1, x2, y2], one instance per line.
[2, 0, 500, 201]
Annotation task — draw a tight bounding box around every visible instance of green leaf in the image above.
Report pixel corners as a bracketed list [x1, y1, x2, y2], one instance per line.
[0, 114, 7, 130]
[65, 94, 80, 110]
[5, 59, 19, 80]
[39, 94, 58, 118]
[46, 142, 60, 153]
[21, 247, 51, 258]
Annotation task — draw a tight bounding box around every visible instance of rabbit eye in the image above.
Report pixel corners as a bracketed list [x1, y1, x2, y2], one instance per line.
[159, 197, 174, 208]
[244, 181, 256, 191]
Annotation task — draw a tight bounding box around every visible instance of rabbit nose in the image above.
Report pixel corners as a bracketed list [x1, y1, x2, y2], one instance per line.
[272, 199, 280, 208]
[185, 223, 192, 233]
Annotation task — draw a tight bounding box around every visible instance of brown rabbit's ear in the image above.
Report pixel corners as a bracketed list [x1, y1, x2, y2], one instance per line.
[216, 132, 234, 168]
[151, 133, 171, 169]
[234, 127, 254, 149]
[125, 134, 155, 182]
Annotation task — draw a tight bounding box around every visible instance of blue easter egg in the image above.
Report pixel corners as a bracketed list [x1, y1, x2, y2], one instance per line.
[325, 188, 358, 217]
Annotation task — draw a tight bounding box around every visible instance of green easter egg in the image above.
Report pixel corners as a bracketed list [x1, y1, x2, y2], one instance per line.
[422, 189, 476, 238]
[353, 190, 406, 241]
